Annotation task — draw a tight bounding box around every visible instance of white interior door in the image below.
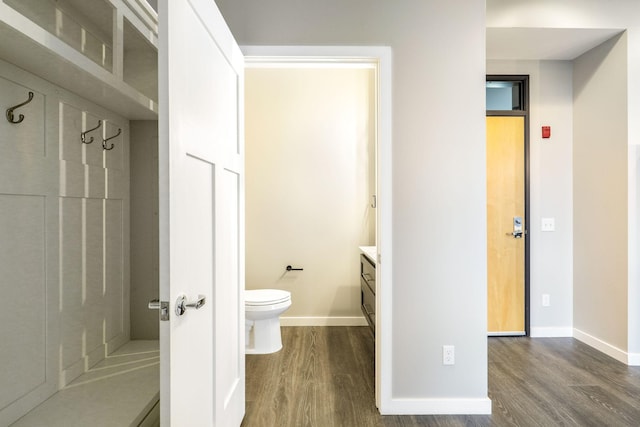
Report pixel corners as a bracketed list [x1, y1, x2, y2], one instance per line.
[158, 0, 244, 425]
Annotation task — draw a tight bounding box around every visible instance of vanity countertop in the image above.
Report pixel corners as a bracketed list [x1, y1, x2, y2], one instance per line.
[359, 246, 376, 265]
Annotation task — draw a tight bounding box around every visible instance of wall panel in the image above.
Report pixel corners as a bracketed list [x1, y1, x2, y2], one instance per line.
[105, 199, 125, 342]
[0, 62, 58, 425]
[60, 197, 83, 374]
[58, 102, 129, 382]
[0, 195, 46, 409]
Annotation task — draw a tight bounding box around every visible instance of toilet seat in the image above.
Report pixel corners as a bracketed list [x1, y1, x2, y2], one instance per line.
[245, 289, 291, 306]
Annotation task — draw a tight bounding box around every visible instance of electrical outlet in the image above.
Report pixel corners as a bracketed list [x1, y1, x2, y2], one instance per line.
[542, 294, 550, 307]
[443, 345, 455, 365]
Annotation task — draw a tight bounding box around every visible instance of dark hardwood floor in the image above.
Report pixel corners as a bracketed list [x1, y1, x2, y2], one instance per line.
[242, 327, 640, 427]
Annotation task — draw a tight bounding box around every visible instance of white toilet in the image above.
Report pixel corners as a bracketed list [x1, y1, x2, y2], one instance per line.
[245, 289, 292, 354]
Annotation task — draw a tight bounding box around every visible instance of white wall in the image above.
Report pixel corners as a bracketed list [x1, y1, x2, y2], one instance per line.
[130, 120, 159, 339]
[488, 0, 640, 363]
[487, 60, 574, 336]
[573, 33, 629, 352]
[217, 0, 489, 413]
[245, 67, 375, 325]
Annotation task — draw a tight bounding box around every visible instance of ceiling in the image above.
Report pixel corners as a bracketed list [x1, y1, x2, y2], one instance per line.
[486, 28, 623, 60]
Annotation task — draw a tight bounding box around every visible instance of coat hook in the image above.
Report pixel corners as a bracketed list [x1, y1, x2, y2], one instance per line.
[81, 120, 102, 144]
[102, 128, 121, 150]
[6, 91, 34, 124]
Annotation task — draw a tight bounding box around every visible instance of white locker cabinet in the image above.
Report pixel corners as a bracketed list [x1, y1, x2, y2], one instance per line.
[0, 58, 132, 424]
[0, 0, 154, 423]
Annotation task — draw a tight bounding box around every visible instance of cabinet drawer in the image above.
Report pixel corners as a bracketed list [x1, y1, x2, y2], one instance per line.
[360, 254, 375, 294]
[361, 277, 375, 333]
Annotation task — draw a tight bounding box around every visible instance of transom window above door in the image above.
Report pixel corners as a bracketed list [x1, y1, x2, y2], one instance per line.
[486, 80, 524, 111]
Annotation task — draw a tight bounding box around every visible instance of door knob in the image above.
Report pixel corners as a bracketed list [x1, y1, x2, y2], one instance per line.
[175, 294, 206, 316]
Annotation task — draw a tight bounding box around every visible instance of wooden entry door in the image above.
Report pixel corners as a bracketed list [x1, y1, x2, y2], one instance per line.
[487, 116, 525, 335]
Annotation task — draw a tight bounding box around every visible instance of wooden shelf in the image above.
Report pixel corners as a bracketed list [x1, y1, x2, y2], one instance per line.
[0, 0, 158, 119]
[11, 341, 160, 427]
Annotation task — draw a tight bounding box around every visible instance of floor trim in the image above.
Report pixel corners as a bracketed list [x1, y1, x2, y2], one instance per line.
[281, 316, 368, 327]
[488, 331, 526, 336]
[380, 398, 492, 415]
[574, 328, 632, 365]
[530, 326, 573, 337]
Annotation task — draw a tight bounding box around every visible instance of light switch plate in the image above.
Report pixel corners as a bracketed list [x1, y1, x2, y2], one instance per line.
[542, 294, 550, 307]
[541, 217, 555, 232]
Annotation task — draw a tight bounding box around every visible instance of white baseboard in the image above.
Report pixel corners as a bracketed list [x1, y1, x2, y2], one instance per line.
[280, 316, 368, 327]
[530, 327, 573, 337]
[573, 328, 635, 365]
[628, 353, 640, 366]
[380, 397, 492, 415]
[60, 357, 85, 388]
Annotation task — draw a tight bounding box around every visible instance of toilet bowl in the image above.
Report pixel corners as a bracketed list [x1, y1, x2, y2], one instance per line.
[245, 289, 291, 354]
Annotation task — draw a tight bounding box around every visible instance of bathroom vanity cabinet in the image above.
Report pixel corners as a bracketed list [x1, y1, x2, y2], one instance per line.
[360, 251, 376, 335]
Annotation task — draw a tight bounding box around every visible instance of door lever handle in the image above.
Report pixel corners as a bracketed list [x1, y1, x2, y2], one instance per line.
[148, 299, 170, 321]
[505, 230, 527, 238]
[175, 294, 206, 316]
[186, 295, 206, 309]
[508, 216, 526, 239]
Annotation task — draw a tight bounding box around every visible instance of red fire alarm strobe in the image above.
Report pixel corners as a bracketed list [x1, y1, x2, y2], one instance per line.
[542, 126, 551, 138]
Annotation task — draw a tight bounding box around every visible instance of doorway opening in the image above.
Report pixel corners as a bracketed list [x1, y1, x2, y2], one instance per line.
[486, 75, 530, 336]
[243, 46, 392, 411]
